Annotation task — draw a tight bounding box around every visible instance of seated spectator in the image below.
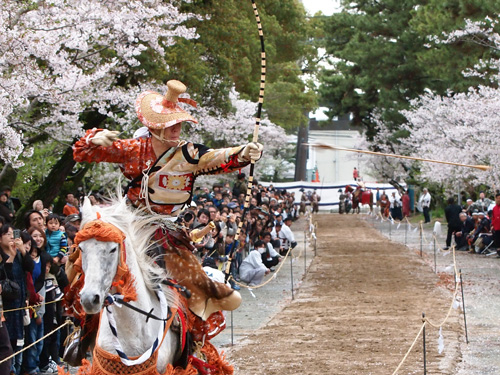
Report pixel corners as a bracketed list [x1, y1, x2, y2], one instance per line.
[239, 240, 270, 287]
[261, 232, 281, 269]
[454, 212, 475, 251]
[471, 212, 492, 253]
[279, 216, 297, 255]
[202, 257, 226, 285]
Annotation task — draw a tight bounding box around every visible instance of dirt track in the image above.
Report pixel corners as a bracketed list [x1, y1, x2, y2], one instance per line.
[226, 214, 463, 374]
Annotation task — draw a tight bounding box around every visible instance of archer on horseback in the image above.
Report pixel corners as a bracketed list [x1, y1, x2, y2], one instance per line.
[74, 80, 263, 217]
[71, 79, 263, 362]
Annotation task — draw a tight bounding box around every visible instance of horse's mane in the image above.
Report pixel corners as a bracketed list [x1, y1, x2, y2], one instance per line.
[83, 194, 178, 308]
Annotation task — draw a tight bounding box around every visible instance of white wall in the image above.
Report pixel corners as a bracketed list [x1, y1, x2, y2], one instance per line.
[307, 130, 375, 183]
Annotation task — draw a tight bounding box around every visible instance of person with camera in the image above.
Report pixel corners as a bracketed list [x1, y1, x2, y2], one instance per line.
[0, 225, 34, 374]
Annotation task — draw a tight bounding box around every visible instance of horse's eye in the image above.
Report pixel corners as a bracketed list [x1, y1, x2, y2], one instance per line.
[110, 247, 117, 254]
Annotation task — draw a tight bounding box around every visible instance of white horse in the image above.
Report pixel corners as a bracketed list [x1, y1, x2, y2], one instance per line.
[78, 197, 180, 372]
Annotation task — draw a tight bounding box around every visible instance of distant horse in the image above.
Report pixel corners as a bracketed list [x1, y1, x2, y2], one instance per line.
[75, 197, 181, 373]
[352, 187, 362, 214]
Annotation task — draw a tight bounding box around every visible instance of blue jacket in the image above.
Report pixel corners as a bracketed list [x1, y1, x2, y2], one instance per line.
[45, 229, 68, 259]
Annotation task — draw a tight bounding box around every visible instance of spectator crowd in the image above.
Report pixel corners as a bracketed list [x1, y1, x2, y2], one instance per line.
[0, 173, 301, 374]
[445, 192, 500, 255]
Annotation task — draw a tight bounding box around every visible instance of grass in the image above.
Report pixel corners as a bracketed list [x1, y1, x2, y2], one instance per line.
[406, 210, 445, 225]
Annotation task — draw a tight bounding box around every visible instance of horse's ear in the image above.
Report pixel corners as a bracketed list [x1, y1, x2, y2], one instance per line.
[80, 197, 98, 225]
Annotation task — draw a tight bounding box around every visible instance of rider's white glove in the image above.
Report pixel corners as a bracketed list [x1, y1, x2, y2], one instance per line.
[239, 142, 263, 162]
[90, 129, 120, 147]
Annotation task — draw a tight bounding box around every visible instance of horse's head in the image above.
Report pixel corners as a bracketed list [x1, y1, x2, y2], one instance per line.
[77, 198, 125, 314]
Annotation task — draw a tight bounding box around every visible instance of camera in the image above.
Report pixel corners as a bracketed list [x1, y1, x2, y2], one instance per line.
[13, 229, 21, 239]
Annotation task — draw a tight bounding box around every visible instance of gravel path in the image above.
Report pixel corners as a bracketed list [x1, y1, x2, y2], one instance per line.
[366, 212, 500, 374]
[224, 213, 462, 374]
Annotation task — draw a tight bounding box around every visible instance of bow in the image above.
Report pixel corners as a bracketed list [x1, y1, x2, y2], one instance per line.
[225, 0, 266, 282]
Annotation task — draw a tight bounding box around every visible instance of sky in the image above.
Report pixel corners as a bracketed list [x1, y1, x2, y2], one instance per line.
[301, 1, 341, 120]
[301, 0, 341, 16]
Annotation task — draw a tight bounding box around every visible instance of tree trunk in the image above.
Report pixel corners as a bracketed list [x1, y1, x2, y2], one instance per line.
[14, 112, 106, 228]
[15, 146, 77, 228]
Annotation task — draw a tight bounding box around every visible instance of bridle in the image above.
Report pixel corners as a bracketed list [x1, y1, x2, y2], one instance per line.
[75, 218, 184, 366]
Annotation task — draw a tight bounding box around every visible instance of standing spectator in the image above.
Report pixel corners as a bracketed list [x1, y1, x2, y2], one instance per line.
[32, 200, 44, 213]
[62, 193, 79, 217]
[338, 189, 346, 214]
[39, 257, 64, 373]
[0, 193, 14, 223]
[352, 167, 359, 181]
[310, 190, 320, 214]
[389, 192, 402, 220]
[1, 187, 16, 215]
[23, 230, 49, 375]
[444, 197, 462, 250]
[419, 188, 432, 223]
[299, 189, 307, 215]
[379, 191, 390, 217]
[402, 190, 410, 218]
[232, 173, 247, 198]
[490, 193, 500, 251]
[0, 225, 34, 375]
[24, 210, 45, 231]
[63, 213, 81, 231]
[0, 290, 13, 375]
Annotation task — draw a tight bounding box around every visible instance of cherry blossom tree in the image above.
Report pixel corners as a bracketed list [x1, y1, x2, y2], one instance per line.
[364, 17, 500, 188]
[0, 0, 199, 166]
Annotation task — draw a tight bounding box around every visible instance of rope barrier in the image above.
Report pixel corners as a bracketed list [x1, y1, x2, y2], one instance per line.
[364, 209, 463, 373]
[391, 322, 426, 375]
[0, 319, 73, 365]
[229, 244, 294, 289]
[2, 298, 60, 314]
[230, 217, 315, 290]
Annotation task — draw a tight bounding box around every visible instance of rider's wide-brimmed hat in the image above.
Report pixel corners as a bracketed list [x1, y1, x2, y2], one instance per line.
[135, 80, 198, 129]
